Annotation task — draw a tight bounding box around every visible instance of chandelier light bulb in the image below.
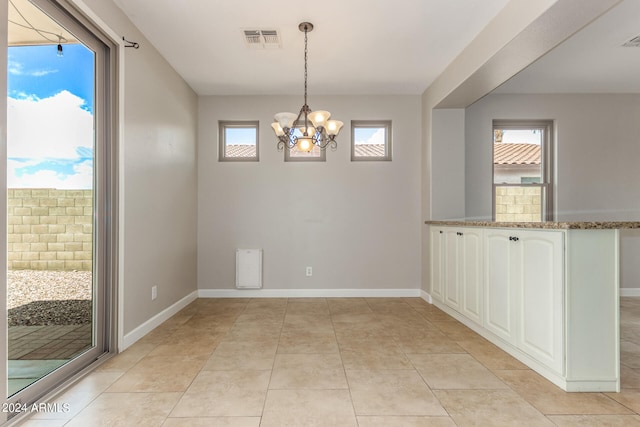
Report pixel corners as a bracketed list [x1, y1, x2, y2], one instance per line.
[309, 110, 331, 129]
[326, 120, 344, 136]
[297, 137, 313, 152]
[271, 122, 285, 137]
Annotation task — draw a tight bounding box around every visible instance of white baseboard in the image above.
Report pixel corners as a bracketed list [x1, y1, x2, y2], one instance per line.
[420, 290, 433, 304]
[121, 290, 198, 351]
[621, 288, 640, 297]
[197, 288, 421, 298]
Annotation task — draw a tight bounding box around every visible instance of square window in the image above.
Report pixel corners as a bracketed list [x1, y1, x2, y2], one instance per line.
[219, 121, 259, 161]
[351, 120, 392, 161]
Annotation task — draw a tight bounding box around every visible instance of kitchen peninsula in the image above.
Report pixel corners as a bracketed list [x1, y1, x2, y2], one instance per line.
[425, 220, 640, 392]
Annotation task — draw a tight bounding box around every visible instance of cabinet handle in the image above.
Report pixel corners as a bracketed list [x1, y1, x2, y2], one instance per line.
[457, 232, 463, 236]
[439, 231, 443, 234]
[509, 236, 520, 242]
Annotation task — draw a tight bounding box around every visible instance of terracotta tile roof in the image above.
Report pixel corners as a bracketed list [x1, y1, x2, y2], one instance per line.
[354, 144, 385, 157]
[494, 143, 541, 165]
[225, 144, 257, 158]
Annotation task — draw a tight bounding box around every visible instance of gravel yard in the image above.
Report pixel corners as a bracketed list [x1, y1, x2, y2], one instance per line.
[7, 270, 92, 326]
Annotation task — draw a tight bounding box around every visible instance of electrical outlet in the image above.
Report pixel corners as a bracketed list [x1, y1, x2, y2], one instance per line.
[151, 285, 157, 300]
[306, 266, 312, 276]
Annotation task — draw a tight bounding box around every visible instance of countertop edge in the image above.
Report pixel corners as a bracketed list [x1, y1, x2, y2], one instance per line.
[424, 220, 640, 230]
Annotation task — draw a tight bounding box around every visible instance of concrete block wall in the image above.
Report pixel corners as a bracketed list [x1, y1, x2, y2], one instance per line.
[495, 186, 542, 222]
[8, 189, 93, 271]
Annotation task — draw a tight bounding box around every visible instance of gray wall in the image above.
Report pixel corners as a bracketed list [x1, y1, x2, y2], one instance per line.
[465, 93, 640, 220]
[76, 0, 199, 334]
[465, 93, 640, 288]
[198, 95, 422, 292]
[431, 109, 466, 220]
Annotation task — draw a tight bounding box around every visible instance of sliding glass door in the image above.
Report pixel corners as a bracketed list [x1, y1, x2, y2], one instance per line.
[5, 0, 115, 414]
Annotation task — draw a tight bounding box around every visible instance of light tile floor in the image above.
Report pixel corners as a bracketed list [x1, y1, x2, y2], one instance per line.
[16, 297, 640, 426]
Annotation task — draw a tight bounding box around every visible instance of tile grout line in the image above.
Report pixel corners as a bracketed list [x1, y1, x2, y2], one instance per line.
[260, 297, 287, 422]
[330, 298, 360, 423]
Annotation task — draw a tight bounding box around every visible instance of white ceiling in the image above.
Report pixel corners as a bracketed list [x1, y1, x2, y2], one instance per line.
[112, 0, 511, 96]
[494, 0, 640, 94]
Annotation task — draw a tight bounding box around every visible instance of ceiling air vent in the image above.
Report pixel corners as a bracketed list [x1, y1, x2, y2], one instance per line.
[243, 29, 281, 49]
[622, 35, 640, 47]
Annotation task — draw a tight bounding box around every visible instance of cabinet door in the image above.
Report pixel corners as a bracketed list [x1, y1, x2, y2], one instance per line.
[516, 230, 564, 374]
[444, 229, 461, 311]
[429, 228, 445, 302]
[461, 228, 483, 325]
[484, 230, 516, 343]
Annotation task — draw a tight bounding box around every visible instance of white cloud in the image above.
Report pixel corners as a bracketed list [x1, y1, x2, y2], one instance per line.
[11, 92, 39, 101]
[502, 129, 542, 145]
[7, 60, 58, 77]
[7, 90, 93, 158]
[7, 61, 23, 75]
[7, 90, 94, 189]
[355, 128, 386, 145]
[31, 69, 58, 77]
[8, 159, 93, 190]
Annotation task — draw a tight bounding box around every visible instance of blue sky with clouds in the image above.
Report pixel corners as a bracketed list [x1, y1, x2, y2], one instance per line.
[7, 43, 94, 189]
[354, 127, 384, 145]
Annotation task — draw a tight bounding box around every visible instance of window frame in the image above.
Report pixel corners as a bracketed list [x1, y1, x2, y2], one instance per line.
[218, 120, 260, 162]
[351, 120, 392, 161]
[492, 119, 554, 222]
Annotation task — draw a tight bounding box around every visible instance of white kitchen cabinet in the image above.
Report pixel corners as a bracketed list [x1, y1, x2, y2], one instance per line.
[427, 222, 623, 392]
[517, 230, 564, 375]
[431, 226, 483, 325]
[443, 228, 461, 311]
[484, 229, 563, 374]
[484, 230, 515, 342]
[459, 228, 483, 325]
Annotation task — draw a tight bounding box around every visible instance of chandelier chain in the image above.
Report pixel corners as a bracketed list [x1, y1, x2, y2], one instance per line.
[303, 25, 308, 107]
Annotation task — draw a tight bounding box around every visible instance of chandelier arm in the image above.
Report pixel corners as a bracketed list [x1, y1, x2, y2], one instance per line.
[314, 136, 336, 150]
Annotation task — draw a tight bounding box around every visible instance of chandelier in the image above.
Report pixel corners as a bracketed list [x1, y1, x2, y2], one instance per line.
[271, 22, 343, 153]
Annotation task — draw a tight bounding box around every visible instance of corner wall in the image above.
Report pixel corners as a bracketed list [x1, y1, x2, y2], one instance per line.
[198, 95, 421, 294]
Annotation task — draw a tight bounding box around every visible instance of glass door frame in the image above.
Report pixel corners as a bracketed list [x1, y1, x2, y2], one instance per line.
[3, 0, 118, 417]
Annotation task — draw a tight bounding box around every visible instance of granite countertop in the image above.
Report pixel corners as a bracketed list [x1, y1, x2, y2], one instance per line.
[424, 220, 640, 230]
